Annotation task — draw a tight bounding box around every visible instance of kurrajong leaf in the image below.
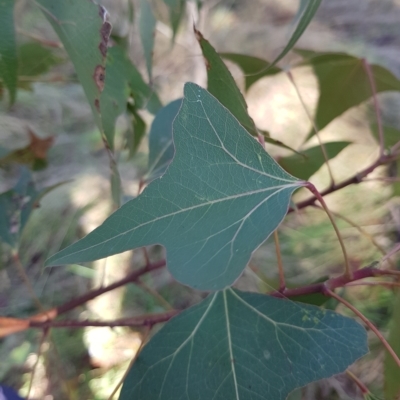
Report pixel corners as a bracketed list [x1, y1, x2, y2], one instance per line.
[46, 83, 303, 291]
[296, 51, 400, 140]
[279, 141, 350, 180]
[119, 289, 368, 400]
[221, 53, 282, 91]
[195, 29, 258, 136]
[0, 0, 18, 104]
[145, 98, 182, 181]
[36, 0, 112, 130]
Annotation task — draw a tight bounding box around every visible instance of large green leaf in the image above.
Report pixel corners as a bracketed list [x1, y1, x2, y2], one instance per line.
[195, 29, 258, 136]
[139, 0, 156, 80]
[298, 52, 400, 139]
[279, 141, 350, 180]
[384, 291, 400, 400]
[46, 83, 303, 291]
[145, 98, 182, 181]
[221, 53, 282, 91]
[119, 289, 368, 400]
[36, 0, 111, 129]
[0, 0, 18, 104]
[269, 0, 322, 68]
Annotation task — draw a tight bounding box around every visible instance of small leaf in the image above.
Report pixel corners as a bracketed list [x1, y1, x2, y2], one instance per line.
[0, 0, 18, 104]
[0, 168, 62, 247]
[46, 83, 303, 291]
[298, 51, 400, 140]
[119, 289, 368, 400]
[139, 0, 156, 81]
[269, 0, 322, 68]
[195, 29, 258, 136]
[0, 129, 54, 169]
[384, 291, 400, 400]
[18, 42, 60, 77]
[279, 141, 350, 180]
[221, 53, 282, 91]
[260, 130, 305, 156]
[146, 98, 182, 181]
[164, 0, 185, 40]
[36, 0, 112, 129]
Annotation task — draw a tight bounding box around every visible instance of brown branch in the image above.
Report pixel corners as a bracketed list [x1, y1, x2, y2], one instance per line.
[29, 310, 179, 329]
[291, 154, 396, 212]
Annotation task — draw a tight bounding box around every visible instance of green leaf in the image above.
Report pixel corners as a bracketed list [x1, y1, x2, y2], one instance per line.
[126, 103, 147, 157]
[36, 0, 112, 129]
[384, 291, 400, 400]
[221, 53, 282, 91]
[100, 46, 131, 149]
[146, 99, 182, 181]
[46, 83, 303, 291]
[139, 0, 156, 80]
[0, 168, 63, 248]
[18, 42, 60, 77]
[370, 124, 400, 148]
[279, 141, 350, 180]
[269, 0, 322, 68]
[119, 289, 368, 400]
[0, 0, 18, 104]
[298, 52, 400, 140]
[164, 0, 185, 40]
[195, 29, 258, 136]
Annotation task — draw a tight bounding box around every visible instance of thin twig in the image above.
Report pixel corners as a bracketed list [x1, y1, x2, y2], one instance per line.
[16, 28, 62, 48]
[362, 59, 384, 157]
[326, 288, 400, 368]
[273, 230, 286, 290]
[106, 328, 151, 400]
[345, 281, 400, 288]
[346, 370, 369, 395]
[286, 70, 335, 185]
[306, 183, 352, 279]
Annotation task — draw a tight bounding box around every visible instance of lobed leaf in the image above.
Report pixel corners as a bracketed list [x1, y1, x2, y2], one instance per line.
[119, 289, 368, 400]
[46, 83, 303, 291]
[0, 0, 18, 104]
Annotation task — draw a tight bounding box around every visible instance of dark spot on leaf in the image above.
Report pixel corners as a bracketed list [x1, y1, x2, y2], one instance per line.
[204, 57, 211, 70]
[93, 65, 106, 92]
[94, 98, 100, 112]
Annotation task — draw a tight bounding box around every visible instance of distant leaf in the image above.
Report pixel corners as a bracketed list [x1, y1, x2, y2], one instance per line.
[269, 0, 322, 68]
[221, 53, 281, 91]
[297, 51, 400, 139]
[119, 289, 368, 400]
[18, 42, 60, 77]
[279, 141, 350, 180]
[370, 123, 400, 148]
[0, 129, 54, 169]
[0, 168, 62, 248]
[384, 291, 400, 400]
[164, 0, 185, 40]
[126, 103, 147, 157]
[100, 46, 131, 148]
[139, 0, 156, 81]
[195, 29, 258, 136]
[260, 130, 305, 156]
[146, 99, 182, 181]
[0, 0, 18, 104]
[46, 83, 303, 291]
[36, 0, 112, 129]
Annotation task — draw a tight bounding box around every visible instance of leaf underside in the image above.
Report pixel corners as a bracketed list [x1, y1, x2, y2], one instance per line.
[119, 289, 368, 400]
[46, 83, 302, 291]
